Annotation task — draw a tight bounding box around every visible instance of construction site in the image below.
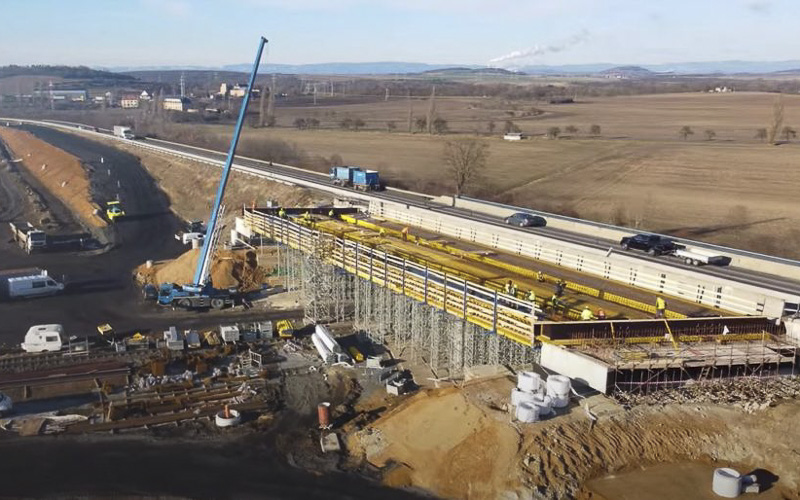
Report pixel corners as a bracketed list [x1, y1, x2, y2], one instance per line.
[2, 38, 800, 500]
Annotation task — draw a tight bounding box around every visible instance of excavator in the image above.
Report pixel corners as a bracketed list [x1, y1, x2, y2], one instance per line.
[154, 36, 268, 310]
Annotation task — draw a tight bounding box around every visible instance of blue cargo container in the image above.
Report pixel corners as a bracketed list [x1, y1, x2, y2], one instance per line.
[330, 166, 359, 186]
[352, 169, 381, 191]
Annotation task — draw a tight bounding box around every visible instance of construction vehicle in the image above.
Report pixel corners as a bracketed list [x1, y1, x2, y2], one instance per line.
[0, 268, 64, 299]
[276, 319, 295, 339]
[175, 220, 206, 245]
[329, 165, 382, 191]
[113, 126, 135, 139]
[9, 221, 47, 253]
[154, 36, 267, 310]
[106, 201, 125, 221]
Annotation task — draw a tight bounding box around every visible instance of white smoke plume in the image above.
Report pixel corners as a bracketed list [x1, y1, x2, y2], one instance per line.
[490, 30, 590, 64]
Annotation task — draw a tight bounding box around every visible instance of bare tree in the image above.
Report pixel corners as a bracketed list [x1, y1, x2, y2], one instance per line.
[426, 85, 436, 135]
[266, 74, 276, 127]
[353, 118, 365, 130]
[386, 121, 397, 132]
[755, 128, 768, 142]
[768, 95, 784, 145]
[678, 126, 694, 140]
[547, 126, 561, 139]
[565, 125, 579, 135]
[486, 120, 496, 135]
[432, 117, 448, 134]
[589, 124, 601, 135]
[415, 116, 427, 132]
[704, 129, 716, 141]
[258, 83, 267, 127]
[307, 117, 320, 129]
[293, 117, 307, 129]
[781, 126, 797, 142]
[339, 117, 354, 130]
[406, 90, 413, 133]
[443, 139, 489, 198]
[503, 120, 520, 134]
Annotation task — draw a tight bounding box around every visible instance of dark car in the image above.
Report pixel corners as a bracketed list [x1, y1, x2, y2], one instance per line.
[619, 233, 680, 256]
[504, 213, 547, 228]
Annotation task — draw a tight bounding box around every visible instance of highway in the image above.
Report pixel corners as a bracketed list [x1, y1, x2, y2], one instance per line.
[11, 119, 800, 301]
[137, 133, 800, 299]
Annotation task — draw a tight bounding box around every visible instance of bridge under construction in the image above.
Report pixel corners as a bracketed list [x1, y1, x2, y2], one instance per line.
[239, 207, 799, 393]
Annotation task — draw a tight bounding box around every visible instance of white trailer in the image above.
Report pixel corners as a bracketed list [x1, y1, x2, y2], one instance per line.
[21, 324, 64, 353]
[0, 268, 64, 299]
[673, 247, 728, 266]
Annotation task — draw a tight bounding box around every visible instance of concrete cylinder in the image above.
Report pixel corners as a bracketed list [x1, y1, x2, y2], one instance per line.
[517, 371, 542, 393]
[515, 401, 540, 423]
[712, 468, 742, 498]
[511, 388, 538, 407]
[318, 402, 331, 428]
[191, 238, 202, 249]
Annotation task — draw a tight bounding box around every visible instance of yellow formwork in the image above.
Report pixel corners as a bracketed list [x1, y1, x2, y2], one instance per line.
[333, 214, 691, 320]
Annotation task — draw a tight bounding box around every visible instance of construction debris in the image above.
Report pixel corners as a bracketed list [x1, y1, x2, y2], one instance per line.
[614, 376, 800, 411]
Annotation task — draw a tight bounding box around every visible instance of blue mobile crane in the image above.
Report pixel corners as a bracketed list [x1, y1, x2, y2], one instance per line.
[155, 36, 268, 310]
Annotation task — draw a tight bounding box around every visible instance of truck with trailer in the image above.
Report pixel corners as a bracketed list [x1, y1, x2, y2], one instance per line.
[0, 268, 64, 299]
[9, 221, 47, 253]
[329, 166, 382, 191]
[113, 126, 135, 140]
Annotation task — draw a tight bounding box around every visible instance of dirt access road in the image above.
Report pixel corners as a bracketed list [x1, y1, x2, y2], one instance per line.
[0, 126, 274, 343]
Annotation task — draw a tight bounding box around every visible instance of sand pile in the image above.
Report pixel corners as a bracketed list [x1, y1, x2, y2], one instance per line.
[0, 128, 105, 228]
[137, 249, 270, 291]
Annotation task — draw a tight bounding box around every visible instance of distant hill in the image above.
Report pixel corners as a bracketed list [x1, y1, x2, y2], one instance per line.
[100, 59, 800, 77]
[598, 66, 658, 78]
[0, 65, 135, 81]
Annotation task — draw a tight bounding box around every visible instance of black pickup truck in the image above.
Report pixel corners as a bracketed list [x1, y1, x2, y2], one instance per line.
[619, 234, 682, 256]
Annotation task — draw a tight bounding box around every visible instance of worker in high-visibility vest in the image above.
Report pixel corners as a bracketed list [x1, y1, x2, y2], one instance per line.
[550, 294, 561, 313]
[597, 309, 607, 320]
[328, 208, 335, 218]
[278, 208, 287, 219]
[504, 280, 517, 297]
[581, 306, 594, 321]
[527, 289, 536, 303]
[537, 271, 545, 282]
[555, 279, 566, 297]
[655, 296, 667, 318]
[401, 226, 409, 241]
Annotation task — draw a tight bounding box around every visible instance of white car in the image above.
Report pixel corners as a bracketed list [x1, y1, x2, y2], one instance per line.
[0, 392, 12, 416]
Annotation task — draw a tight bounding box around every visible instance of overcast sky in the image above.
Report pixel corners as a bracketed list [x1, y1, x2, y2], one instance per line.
[1, 0, 798, 67]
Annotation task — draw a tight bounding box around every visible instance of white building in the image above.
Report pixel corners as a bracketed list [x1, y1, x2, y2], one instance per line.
[120, 94, 140, 109]
[140, 90, 151, 101]
[163, 97, 191, 111]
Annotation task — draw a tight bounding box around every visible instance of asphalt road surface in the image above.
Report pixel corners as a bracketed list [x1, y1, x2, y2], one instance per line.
[0, 126, 283, 345]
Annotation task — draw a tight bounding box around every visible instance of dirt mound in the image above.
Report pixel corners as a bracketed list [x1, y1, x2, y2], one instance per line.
[137, 248, 271, 291]
[348, 376, 800, 500]
[350, 383, 521, 499]
[0, 127, 105, 228]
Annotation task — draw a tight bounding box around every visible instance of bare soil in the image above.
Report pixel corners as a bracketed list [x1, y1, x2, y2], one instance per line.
[136, 247, 275, 291]
[0, 127, 106, 229]
[347, 374, 800, 500]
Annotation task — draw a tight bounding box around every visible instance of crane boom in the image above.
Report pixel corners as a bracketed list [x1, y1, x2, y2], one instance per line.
[193, 36, 268, 286]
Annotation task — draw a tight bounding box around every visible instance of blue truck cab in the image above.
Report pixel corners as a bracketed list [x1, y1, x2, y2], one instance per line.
[352, 169, 381, 191]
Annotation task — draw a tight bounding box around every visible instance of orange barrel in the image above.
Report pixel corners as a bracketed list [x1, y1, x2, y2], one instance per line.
[317, 402, 331, 428]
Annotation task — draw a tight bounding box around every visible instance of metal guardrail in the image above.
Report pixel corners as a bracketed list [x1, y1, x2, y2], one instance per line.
[372, 201, 797, 317]
[452, 195, 800, 272]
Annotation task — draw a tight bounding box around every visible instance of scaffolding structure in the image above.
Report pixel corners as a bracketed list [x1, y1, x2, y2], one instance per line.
[260, 212, 534, 378]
